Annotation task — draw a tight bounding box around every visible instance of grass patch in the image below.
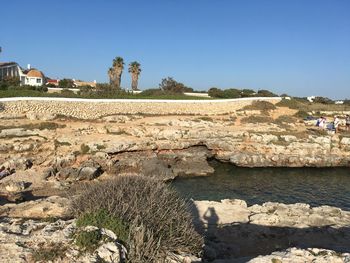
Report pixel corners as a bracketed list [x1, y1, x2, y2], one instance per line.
[96, 144, 106, 150]
[80, 143, 90, 154]
[273, 115, 298, 129]
[54, 139, 71, 147]
[76, 209, 129, 242]
[241, 115, 273, 124]
[307, 128, 329, 136]
[75, 230, 102, 251]
[241, 101, 276, 111]
[294, 110, 311, 119]
[31, 243, 67, 262]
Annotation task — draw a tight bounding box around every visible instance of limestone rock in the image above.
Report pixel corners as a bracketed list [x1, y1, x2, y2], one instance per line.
[4, 181, 27, 193]
[26, 112, 56, 121]
[248, 247, 350, 263]
[192, 199, 250, 226]
[0, 196, 70, 218]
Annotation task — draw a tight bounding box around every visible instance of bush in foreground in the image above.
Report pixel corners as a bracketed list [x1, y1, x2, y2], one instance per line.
[70, 176, 203, 262]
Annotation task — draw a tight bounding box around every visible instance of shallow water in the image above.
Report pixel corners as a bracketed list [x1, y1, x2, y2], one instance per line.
[172, 161, 350, 210]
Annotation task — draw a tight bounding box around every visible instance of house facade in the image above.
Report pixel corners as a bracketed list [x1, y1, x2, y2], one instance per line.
[0, 62, 45, 86]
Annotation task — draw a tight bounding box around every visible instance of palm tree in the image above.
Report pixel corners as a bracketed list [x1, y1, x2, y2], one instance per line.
[108, 67, 115, 86]
[112, 57, 124, 89]
[108, 57, 124, 89]
[128, 61, 141, 91]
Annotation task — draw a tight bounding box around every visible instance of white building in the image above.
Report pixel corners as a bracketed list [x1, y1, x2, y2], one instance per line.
[307, 96, 315, 102]
[0, 62, 45, 86]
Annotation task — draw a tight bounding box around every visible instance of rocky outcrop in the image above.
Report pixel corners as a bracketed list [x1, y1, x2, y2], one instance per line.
[0, 218, 126, 263]
[0, 196, 70, 218]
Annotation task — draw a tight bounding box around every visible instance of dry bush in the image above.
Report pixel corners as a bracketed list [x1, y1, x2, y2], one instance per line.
[273, 115, 297, 126]
[70, 176, 203, 261]
[241, 101, 276, 111]
[241, 115, 273, 124]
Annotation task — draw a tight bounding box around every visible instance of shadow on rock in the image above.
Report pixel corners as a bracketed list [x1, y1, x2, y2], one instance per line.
[191, 205, 350, 262]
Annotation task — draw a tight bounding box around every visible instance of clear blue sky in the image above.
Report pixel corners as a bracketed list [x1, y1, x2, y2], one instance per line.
[1, 0, 349, 98]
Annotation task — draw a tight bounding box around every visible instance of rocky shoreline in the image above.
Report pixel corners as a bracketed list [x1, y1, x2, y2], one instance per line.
[1, 196, 350, 262]
[1, 101, 350, 261]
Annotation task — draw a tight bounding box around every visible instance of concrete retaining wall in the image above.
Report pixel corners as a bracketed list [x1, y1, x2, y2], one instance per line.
[0, 97, 281, 119]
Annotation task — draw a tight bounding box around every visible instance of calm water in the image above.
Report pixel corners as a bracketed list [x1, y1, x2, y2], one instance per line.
[172, 161, 350, 211]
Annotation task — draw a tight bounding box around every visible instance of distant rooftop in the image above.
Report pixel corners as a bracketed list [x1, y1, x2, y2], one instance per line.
[0, 62, 18, 67]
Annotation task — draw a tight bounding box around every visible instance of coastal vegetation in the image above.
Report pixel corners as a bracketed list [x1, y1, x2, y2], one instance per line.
[70, 176, 203, 262]
[208, 87, 278, 98]
[277, 97, 350, 112]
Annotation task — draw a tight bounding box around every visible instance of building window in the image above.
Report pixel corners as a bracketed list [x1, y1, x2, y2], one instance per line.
[37, 78, 42, 84]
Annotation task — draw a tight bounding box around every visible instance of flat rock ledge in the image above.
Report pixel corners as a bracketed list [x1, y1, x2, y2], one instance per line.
[193, 199, 350, 262]
[193, 199, 350, 228]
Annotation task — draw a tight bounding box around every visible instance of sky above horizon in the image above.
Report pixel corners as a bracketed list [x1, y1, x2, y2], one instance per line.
[1, 0, 349, 99]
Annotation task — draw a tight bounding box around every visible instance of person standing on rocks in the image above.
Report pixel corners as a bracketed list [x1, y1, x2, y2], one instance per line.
[334, 116, 340, 133]
[346, 115, 350, 131]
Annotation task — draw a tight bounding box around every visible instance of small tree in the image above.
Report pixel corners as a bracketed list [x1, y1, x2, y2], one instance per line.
[0, 76, 20, 89]
[58, 79, 74, 89]
[208, 87, 225, 98]
[159, 77, 193, 93]
[241, 89, 256, 97]
[313, 96, 333, 104]
[257, 89, 278, 97]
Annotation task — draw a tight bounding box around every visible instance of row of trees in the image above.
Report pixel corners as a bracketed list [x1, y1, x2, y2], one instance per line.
[208, 87, 278, 98]
[108, 57, 141, 90]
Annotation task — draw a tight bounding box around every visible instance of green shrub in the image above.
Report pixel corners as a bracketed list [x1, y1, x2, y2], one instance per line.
[242, 101, 276, 111]
[294, 110, 310, 119]
[241, 115, 273, 124]
[256, 89, 278, 97]
[208, 87, 225, 98]
[313, 96, 333, 104]
[241, 89, 256, 97]
[31, 243, 67, 261]
[276, 98, 305, 109]
[80, 143, 90, 154]
[76, 209, 129, 242]
[70, 176, 203, 261]
[159, 77, 193, 93]
[75, 230, 102, 251]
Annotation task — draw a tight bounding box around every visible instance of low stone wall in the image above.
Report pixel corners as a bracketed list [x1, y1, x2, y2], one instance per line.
[0, 97, 281, 119]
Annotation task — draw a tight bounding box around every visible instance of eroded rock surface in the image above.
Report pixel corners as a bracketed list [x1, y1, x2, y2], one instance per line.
[248, 247, 350, 263]
[193, 199, 350, 262]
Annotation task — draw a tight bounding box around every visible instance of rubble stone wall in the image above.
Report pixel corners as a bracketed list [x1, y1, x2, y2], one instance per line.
[0, 97, 281, 119]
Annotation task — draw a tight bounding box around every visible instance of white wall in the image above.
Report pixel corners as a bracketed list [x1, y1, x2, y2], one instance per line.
[25, 77, 43, 86]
